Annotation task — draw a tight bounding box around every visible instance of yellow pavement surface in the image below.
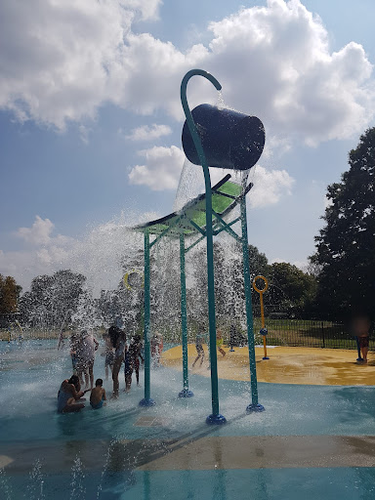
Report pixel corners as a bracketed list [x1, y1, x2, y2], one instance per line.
[162, 344, 375, 386]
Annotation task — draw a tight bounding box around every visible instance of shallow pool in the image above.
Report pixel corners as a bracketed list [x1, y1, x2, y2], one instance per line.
[1, 340, 375, 499]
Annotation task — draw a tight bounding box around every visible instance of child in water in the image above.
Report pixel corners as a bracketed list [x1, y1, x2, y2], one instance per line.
[90, 379, 107, 409]
[124, 345, 133, 393]
[192, 329, 206, 368]
[129, 335, 144, 386]
[216, 330, 226, 357]
[57, 375, 85, 413]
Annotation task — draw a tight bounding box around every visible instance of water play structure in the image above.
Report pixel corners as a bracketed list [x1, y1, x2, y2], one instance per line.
[133, 69, 266, 423]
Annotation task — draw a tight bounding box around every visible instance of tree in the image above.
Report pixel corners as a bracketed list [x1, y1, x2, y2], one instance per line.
[0, 274, 22, 315]
[248, 244, 269, 279]
[265, 262, 317, 315]
[311, 127, 375, 318]
[19, 270, 86, 328]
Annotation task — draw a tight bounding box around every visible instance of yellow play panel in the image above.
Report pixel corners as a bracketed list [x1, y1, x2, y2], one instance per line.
[162, 344, 375, 386]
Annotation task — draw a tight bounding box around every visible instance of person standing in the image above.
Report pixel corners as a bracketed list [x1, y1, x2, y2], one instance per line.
[151, 333, 163, 366]
[124, 345, 133, 393]
[109, 326, 126, 398]
[129, 335, 144, 386]
[103, 332, 114, 380]
[353, 314, 371, 364]
[192, 329, 206, 368]
[75, 330, 99, 389]
[216, 329, 226, 357]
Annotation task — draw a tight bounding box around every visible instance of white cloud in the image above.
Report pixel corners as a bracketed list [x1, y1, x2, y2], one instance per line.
[17, 216, 55, 246]
[248, 166, 295, 208]
[0, 0, 162, 129]
[123, 123, 172, 141]
[16, 215, 74, 248]
[1, 0, 374, 146]
[128, 145, 185, 190]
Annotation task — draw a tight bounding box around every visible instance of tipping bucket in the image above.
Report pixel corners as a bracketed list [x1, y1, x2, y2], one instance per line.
[182, 103, 265, 171]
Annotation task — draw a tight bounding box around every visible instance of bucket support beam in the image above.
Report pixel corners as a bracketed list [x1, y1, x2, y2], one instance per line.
[179, 233, 194, 398]
[181, 69, 226, 425]
[240, 195, 264, 413]
[139, 229, 155, 407]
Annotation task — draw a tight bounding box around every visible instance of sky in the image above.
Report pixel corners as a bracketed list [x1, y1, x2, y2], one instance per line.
[1, 0, 375, 292]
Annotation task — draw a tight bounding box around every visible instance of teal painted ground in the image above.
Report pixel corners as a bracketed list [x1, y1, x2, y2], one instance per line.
[1, 340, 375, 499]
[2, 468, 375, 500]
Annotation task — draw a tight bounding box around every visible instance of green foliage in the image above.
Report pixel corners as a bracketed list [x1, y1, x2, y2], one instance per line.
[266, 262, 317, 314]
[248, 244, 268, 278]
[311, 127, 375, 317]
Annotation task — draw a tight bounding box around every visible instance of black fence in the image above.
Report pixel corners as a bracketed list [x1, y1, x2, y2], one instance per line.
[252, 318, 367, 350]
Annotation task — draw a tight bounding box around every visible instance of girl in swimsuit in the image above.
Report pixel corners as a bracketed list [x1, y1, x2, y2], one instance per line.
[57, 375, 85, 413]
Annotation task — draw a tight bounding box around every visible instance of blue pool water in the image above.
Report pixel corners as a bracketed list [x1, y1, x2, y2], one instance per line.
[1, 340, 375, 499]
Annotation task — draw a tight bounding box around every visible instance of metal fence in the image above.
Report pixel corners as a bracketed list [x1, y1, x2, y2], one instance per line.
[0, 317, 370, 352]
[252, 318, 366, 350]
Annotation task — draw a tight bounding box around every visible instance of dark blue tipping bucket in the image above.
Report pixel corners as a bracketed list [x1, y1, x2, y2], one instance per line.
[181, 103, 265, 171]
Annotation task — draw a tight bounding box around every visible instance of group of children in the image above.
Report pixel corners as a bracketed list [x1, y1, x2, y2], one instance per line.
[58, 326, 152, 412]
[59, 325, 239, 413]
[104, 326, 145, 398]
[57, 375, 106, 413]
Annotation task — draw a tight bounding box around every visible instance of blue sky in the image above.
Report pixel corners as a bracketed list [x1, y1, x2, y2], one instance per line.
[1, 0, 375, 291]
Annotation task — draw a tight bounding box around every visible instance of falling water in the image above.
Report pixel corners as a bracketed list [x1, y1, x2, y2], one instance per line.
[0, 468, 12, 500]
[69, 456, 86, 500]
[26, 459, 45, 500]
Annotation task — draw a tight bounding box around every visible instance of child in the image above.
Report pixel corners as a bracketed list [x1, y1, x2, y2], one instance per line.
[124, 345, 133, 393]
[90, 378, 107, 409]
[216, 330, 226, 357]
[151, 333, 163, 367]
[192, 329, 206, 368]
[129, 335, 144, 386]
[352, 314, 371, 364]
[103, 332, 114, 380]
[57, 375, 85, 413]
[70, 333, 78, 374]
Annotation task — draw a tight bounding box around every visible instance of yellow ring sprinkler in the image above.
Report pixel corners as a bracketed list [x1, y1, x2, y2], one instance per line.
[123, 269, 144, 291]
[253, 275, 269, 360]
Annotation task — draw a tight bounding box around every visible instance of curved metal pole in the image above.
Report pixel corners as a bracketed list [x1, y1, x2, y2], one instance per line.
[180, 69, 226, 424]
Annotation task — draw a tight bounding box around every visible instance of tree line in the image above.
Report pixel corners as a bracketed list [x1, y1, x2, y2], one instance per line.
[2, 127, 375, 326]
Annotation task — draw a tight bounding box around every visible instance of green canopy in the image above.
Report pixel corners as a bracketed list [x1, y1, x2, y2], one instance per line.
[133, 174, 252, 240]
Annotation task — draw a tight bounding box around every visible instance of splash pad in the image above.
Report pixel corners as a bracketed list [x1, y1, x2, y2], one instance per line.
[2, 69, 375, 499]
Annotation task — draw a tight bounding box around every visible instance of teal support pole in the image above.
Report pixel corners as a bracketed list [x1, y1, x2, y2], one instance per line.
[179, 233, 194, 398]
[240, 194, 264, 413]
[139, 229, 155, 407]
[181, 69, 226, 425]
